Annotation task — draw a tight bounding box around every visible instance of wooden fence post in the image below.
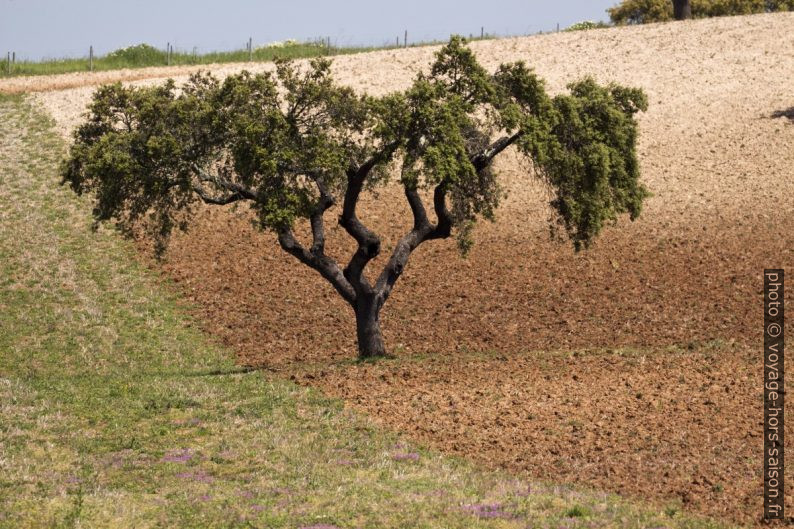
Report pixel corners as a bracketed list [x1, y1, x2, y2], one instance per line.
[89, 46, 93, 72]
[404, 30, 408, 48]
[481, 27, 484, 39]
[167, 42, 171, 66]
[6, 52, 10, 75]
[248, 37, 253, 61]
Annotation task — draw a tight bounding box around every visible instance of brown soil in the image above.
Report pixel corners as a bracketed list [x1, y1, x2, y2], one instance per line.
[32, 12, 794, 527]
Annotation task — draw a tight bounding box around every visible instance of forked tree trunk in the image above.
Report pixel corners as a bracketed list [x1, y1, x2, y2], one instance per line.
[673, 0, 691, 20]
[355, 295, 387, 358]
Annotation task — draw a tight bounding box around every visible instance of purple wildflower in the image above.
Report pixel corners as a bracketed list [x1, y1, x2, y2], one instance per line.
[558, 517, 579, 529]
[515, 484, 533, 497]
[162, 449, 193, 463]
[175, 470, 214, 483]
[461, 502, 515, 520]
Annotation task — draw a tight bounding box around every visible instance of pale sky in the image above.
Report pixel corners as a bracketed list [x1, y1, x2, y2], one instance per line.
[0, 0, 618, 61]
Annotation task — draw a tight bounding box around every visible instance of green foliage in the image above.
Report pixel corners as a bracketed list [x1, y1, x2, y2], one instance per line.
[533, 80, 648, 249]
[0, 41, 367, 78]
[104, 43, 166, 66]
[608, 0, 794, 24]
[566, 20, 612, 31]
[63, 36, 648, 254]
[608, 0, 674, 23]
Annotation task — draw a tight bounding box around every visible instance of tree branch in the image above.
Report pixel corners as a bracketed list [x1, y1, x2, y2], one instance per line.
[309, 177, 335, 256]
[470, 131, 523, 171]
[428, 182, 452, 240]
[405, 187, 431, 232]
[339, 143, 399, 294]
[191, 164, 258, 201]
[191, 183, 246, 205]
[277, 229, 356, 305]
[374, 185, 438, 305]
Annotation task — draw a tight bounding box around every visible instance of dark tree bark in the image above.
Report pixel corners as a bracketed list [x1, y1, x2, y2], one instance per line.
[354, 293, 387, 358]
[272, 134, 523, 359]
[673, 0, 692, 20]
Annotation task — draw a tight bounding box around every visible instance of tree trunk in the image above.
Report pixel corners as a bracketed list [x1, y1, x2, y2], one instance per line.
[673, 0, 691, 20]
[355, 295, 387, 358]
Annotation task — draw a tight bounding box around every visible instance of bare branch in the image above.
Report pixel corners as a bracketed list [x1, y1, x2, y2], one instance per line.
[428, 182, 452, 240]
[353, 140, 400, 177]
[338, 144, 400, 294]
[470, 131, 523, 171]
[277, 229, 356, 305]
[373, 186, 435, 304]
[191, 164, 258, 201]
[309, 177, 335, 256]
[405, 187, 431, 232]
[191, 184, 246, 205]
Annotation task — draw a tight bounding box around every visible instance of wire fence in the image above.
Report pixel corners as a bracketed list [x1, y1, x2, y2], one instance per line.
[3, 23, 574, 78]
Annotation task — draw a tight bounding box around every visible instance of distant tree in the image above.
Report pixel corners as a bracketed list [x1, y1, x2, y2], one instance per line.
[608, 0, 674, 23]
[609, 0, 792, 23]
[673, 0, 692, 18]
[62, 37, 648, 359]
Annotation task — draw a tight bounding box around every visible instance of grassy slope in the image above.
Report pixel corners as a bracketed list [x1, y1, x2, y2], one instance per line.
[0, 44, 377, 78]
[0, 95, 729, 528]
[1, 37, 484, 79]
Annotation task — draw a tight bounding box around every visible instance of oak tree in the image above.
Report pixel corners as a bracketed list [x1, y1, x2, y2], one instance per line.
[62, 37, 649, 359]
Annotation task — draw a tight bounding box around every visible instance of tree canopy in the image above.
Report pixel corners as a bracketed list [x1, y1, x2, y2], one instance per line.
[63, 36, 649, 358]
[608, 0, 794, 24]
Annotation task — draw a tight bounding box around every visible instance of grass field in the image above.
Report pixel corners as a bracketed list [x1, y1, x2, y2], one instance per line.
[0, 94, 727, 528]
[0, 35, 498, 79]
[0, 42, 377, 78]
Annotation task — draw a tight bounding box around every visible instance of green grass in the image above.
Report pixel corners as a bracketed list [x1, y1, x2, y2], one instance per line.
[0, 36, 493, 79]
[0, 96, 734, 528]
[0, 42, 374, 78]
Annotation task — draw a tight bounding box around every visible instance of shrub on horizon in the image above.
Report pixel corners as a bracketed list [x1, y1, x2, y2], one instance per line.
[608, 0, 794, 24]
[105, 44, 166, 66]
[566, 20, 612, 31]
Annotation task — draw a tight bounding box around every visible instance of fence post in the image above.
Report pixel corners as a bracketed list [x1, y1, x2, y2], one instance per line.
[404, 30, 408, 48]
[6, 52, 10, 75]
[557, 22, 560, 33]
[167, 42, 171, 66]
[89, 46, 93, 72]
[248, 37, 253, 61]
[481, 27, 484, 39]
